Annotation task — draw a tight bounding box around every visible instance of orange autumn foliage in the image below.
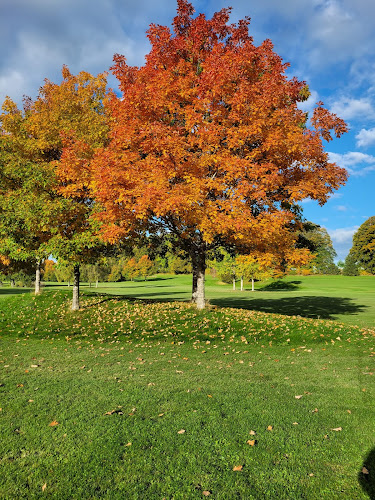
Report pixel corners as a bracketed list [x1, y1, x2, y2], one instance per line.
[90, 1, 347, 307]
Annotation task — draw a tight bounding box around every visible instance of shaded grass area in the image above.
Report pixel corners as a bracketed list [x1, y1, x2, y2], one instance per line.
[0, 290, 374, 498]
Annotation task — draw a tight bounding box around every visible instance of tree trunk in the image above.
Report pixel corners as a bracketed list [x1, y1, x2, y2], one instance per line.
[195, 249, 206, 310]
[251, 278, 255, 292]
[233, 276, 236, 291]
[240, 276, 244, 291]
[71, 264, 80, 311]
[96, 279, 99, 288]
[191, 253, 198, 302]
[35, 260, 41, 295]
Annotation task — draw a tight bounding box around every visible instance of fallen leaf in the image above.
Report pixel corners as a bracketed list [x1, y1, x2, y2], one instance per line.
[362, 467, 369, 475]
[312, 408, 319, 413]
[331, 427, 342, 432]
[247, 439, 256, 446]
[267, 425, 273, 431]
[295, 395, 303, 399]
[49, 421, 59, 427]
[178, 429, 186, 434]
[31, 364, 40, 368]
[125, 442, 132, 447]
[249, 430, 256, 436]
[42, 483, 47, 492]
[233, 465, 243, 471]
[202, 491, 211, 497]
[207, 395, 212, 398]
[347, 410, 351, 414]
[293, 422, 299, 425]
[158, 413, 164, 417]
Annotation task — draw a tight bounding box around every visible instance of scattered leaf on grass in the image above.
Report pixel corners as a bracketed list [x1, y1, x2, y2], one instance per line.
[295, 395, 303, 399]
[158, 413, 164, 417]
[249, 430, 256, 435]
[178, 429, 186, 434]
[42, 483, 47, 492]
[331, 427, 342, 432]
[202, 491, 211, 497]
[49, 421, 59, 427]
[30, 364, 40, 368]
[247, 439, 257, 446]
[312, 408, 319, 413]
[362, 467, 369, 475]
[293, 422, 299, 425]
[233, 465, 243, 471]
[125, 442, 132, 447]
[347, 410, 351, 414]
[267, 425, 273, 431]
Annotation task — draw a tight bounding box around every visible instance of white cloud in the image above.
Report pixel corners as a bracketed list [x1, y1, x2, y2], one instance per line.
[335, 205, 348, 212]
[329, 97, 375, 121]
[328, 151, 375, 176]
[325, 225, 359, 260]
[355, 127, 375, 148]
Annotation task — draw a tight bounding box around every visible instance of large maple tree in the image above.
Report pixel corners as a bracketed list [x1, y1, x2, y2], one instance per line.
[92, 0, 348, 308]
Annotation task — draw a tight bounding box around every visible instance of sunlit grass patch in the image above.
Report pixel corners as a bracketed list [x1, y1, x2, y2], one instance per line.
[0, 290, 374, 498]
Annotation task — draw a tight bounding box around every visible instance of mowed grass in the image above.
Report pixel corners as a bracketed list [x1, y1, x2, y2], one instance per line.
[35, 273, 375, 329]
[0, 290, 374, 499]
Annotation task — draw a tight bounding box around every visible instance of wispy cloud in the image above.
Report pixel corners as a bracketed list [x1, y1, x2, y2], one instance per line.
[355, 127, 375, 148]
[328, 151, 375, 176]
[329, 97, 375, 121]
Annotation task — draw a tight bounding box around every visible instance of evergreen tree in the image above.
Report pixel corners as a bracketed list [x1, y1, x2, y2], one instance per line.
[343, 252, 359, 276]
[349, 216, 375, 274]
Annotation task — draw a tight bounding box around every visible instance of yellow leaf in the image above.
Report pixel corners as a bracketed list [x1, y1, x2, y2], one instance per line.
[233, 465, 243, 471]
[267, 425, 273, 431]
[331, 427, 342, 432]
[49, 421, 59, 427]
[295, 395, 303, 399]
[202, 491, 211, 497]
[247, 439, 256, 446]
[178, 429, 186, 434]
[249, 430, 256, 435]
[42, 483, 47, 492]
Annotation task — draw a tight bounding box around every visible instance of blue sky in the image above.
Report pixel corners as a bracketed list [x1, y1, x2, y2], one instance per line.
[1, 0, 374, 260]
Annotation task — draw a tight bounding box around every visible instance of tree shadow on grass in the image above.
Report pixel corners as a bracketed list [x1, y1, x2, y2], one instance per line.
[258, 280, 302, 291]
[0, 288, 32, 295]
[210, 295, 367, 320]
[82, 291, 189, 308]
[359, 448, 375, 499]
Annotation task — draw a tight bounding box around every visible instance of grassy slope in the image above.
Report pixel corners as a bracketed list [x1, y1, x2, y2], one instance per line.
[33, 274, 375, 329]
[0, 290, 374, 499]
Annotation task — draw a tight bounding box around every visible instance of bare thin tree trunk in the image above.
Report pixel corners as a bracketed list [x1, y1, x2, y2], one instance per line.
[195, 250, 206, 310]
[96, 279, 99, 288]
[240, 276, 244, 291]
[251, 278, 255, 292]
[35, 260, 41, 295]
[233, 276, 236, 291]
[71, 264, 80, 311]
[191, 252, 198, 302]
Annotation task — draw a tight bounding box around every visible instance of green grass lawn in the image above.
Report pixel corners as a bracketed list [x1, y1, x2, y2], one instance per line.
[0, 288, 374, 499]
[34, 273, 375, 329]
